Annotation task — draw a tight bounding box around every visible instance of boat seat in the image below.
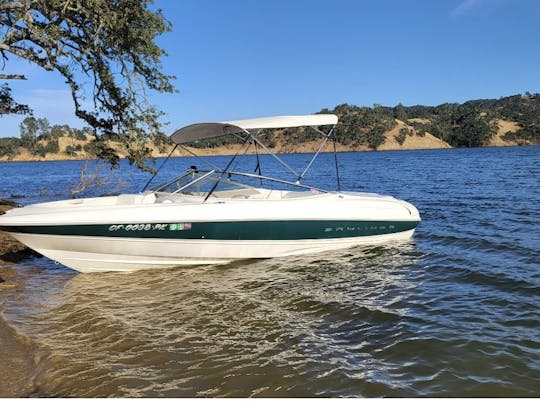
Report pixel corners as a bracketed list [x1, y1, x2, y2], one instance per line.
[282, 191, 311, 199]
[116, 193, 157, 205]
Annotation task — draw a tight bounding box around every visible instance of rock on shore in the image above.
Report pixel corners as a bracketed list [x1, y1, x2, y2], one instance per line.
[1, 201, 40, 293]
[0, 201, 39, 264]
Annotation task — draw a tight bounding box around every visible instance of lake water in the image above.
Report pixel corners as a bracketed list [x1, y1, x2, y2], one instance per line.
[0, 146, 539, 397]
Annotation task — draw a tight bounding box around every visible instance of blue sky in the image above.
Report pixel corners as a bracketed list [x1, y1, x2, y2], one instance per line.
[1, 0, 539, 137]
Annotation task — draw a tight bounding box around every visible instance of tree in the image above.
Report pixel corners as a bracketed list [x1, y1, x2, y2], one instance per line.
[0, 0, 175, 171]
[19, 116, 38, 151]
[65, 143, 81, 156]
[395, 127, 408, 145]
[36, 117, 50, 140]
[50, 124, 71, 139]
[394, 103, 408, 122]
[0, 82, 30, 115]
[0, 136, 21, 157]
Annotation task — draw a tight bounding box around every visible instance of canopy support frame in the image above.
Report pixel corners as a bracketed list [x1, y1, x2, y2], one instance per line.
[147, 114, 342, 196]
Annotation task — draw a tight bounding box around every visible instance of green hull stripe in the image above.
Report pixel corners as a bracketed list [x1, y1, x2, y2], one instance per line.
[1, 220, 419, 240]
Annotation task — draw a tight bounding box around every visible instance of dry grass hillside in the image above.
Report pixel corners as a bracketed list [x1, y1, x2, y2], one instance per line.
[489, 119, 522, 146]
[0, 117, 527, 163]
[378, 120, 451, 150]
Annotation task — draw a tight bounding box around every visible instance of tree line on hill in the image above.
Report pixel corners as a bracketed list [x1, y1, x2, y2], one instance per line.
[0, 117, 92, 158]
[327, 92, 539, 148]
[189, 93, 540, 149]
[0, 116, 170, 159]
[394, 92, 539, 147]
[1, 93, 539, 158]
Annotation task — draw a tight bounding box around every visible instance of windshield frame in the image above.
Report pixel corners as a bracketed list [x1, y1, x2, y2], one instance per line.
[151, 168, 329, 199]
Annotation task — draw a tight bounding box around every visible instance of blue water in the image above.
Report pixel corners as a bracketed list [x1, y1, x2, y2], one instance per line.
[0, 146, 539, 397]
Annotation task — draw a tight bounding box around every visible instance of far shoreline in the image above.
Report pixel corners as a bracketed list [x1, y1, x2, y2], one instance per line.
[1, 143, 537, 165]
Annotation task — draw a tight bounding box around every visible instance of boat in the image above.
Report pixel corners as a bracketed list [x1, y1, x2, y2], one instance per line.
[0, 114, 421, 273]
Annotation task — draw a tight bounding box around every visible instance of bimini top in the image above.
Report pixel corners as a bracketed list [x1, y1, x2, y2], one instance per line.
[170, 114, 338, 144]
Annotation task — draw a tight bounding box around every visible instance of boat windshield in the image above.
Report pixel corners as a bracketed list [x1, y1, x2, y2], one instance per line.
[151, 168, 327, 200]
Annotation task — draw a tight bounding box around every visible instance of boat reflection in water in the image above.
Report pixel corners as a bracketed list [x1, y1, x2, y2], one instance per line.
[6, 240, 420, 397]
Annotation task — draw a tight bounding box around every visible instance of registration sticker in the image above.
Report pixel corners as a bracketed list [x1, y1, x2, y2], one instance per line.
[169, 223, 192, 231]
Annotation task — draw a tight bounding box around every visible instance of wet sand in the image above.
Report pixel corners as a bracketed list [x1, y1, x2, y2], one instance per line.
[0, 265, 36, 397]
[0, 314, 35, 397]
[1, 202, 37, 397]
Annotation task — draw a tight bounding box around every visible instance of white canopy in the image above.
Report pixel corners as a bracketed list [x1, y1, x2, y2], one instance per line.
[225, 114, 338, 130]
[170, 114, 338, 144]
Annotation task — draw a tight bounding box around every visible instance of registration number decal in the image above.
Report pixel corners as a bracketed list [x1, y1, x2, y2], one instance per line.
[108, 223, 191, 232]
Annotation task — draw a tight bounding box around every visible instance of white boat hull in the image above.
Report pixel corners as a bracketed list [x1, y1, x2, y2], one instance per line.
[1, 191, 420, 273]
[10, 229, 416, 273]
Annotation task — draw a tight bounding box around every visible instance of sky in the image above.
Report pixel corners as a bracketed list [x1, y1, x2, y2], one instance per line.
[1, 0, 540, 137]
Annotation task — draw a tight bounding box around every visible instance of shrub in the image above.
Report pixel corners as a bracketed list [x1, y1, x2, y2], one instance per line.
[395, 128, 408, 145]
[35, 143, 47, 157]
[45, 140, 60, 154]
[0, 137, 22, 157]
[65, 144, 82, 156]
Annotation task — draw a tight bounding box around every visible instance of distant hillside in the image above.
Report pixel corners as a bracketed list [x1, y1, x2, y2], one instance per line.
[396, 93, 540, 147]
[1, 93, 538, 162]
[321, 93, 539, 149]
[181, 93, 540, 151]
